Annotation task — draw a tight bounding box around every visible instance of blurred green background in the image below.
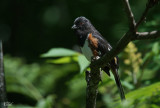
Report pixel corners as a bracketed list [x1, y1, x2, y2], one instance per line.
[0, 0, 160, 108]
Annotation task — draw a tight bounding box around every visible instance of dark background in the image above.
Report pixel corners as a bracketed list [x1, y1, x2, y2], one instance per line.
[1, 0, 130, 60]
[1, 0, 160, 108]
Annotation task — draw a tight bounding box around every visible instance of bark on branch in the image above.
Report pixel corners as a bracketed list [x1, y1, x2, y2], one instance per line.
[133, 31, 160, 40]
[86, 0, 160, 108]
[0, 41, 7, 108]
[122, 0, 136, 29]
[135, 0, 159, 30]
[85, 66, 101, 108]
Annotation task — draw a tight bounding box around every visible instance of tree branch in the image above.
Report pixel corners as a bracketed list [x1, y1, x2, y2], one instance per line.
[133, 31, 160, 40]
[0, 40, 7, 108]
[122, 0, 136, 29]
[92, 0, 159, 68]
[86, 66, 101, 108]
[92, 31, 135, 67]
[135, 5, 150, 30]
[86, 0, 160, 107]
[135, 0, 160, 30]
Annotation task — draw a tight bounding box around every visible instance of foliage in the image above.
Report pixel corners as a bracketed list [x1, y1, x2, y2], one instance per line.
[41, 48, 90, 73]
[116, 82, 160, 108]
[121, 42, 143, 84]
[41, 45, 160, 108]
[4, 55, 85, 108]
[4, 40, 160, 108]
[41, 48, 79, 57]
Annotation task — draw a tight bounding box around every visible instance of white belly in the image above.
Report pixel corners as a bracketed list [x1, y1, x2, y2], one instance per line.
[81, 40, 93, 62]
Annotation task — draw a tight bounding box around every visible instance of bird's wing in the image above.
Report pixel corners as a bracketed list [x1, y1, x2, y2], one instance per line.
[87, 33, 112, 57]
[93, 34, 112, 56]
[87, 33, 99, 57]
[88, 33, 112, 76]
[90, 34, 125, 100]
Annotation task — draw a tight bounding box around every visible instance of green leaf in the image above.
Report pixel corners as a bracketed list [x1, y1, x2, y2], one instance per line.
[46, 56, 78, 64]
[122, 81, 134, 90]
[142, 52, 153, 64]
[78, 55, 90, 73]
[36, 95, 56, 108]
[152, 42, 159, 55]
[41, 48, 79, 57]
[115, 82, 160, 108]
[126, 82, 160, 102]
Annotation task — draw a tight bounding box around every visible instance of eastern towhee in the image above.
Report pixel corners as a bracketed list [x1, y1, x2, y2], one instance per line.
[72, 16, 125, 100]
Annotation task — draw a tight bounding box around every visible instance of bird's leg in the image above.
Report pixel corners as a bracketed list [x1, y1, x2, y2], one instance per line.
[91, 56, 100, 62]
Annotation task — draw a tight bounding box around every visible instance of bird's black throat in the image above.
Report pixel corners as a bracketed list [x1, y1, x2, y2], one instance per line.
[74, 30, 89, 47]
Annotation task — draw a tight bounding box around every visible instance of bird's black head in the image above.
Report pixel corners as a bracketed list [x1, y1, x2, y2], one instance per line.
[72, 16, 93, 36]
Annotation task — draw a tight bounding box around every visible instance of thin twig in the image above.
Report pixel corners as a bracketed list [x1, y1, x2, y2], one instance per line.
[122, 0, 136, 29]
[92, 0, 160, 68]
[135, 7, 150, 30]
[135, 0, 160, 30]
[133, 31, 160, 40]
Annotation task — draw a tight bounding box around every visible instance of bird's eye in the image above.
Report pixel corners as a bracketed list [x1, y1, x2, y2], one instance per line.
[79, 22, 84, 26]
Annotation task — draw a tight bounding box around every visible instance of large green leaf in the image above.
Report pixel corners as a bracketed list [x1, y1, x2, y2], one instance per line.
[36, 95, 56, 108]
[115, 82, 160, 108]
[41, 48, 79, 57]
[126, 82, 160, 101]
[152, 42, 159, 55]
[78, 55, 90, 73]
[46, 56, 78, 64]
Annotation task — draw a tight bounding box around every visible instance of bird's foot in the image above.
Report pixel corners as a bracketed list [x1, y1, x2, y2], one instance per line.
[91, 56, 100, 62]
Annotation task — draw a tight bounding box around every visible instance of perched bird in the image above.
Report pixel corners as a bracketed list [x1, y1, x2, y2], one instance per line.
[72, 16, 125, 100]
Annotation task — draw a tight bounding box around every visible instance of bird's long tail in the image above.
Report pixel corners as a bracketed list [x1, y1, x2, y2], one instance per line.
[112, 69, 125, 101]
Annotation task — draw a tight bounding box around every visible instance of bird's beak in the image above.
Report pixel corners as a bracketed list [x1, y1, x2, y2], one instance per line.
[72, 24, 77, 29]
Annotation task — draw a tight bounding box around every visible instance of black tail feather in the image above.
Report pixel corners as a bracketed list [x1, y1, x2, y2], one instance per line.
[113, 69, 125, 101]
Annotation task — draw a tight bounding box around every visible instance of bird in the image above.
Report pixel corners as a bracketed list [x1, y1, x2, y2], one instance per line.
[72, 16, 125, 100]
